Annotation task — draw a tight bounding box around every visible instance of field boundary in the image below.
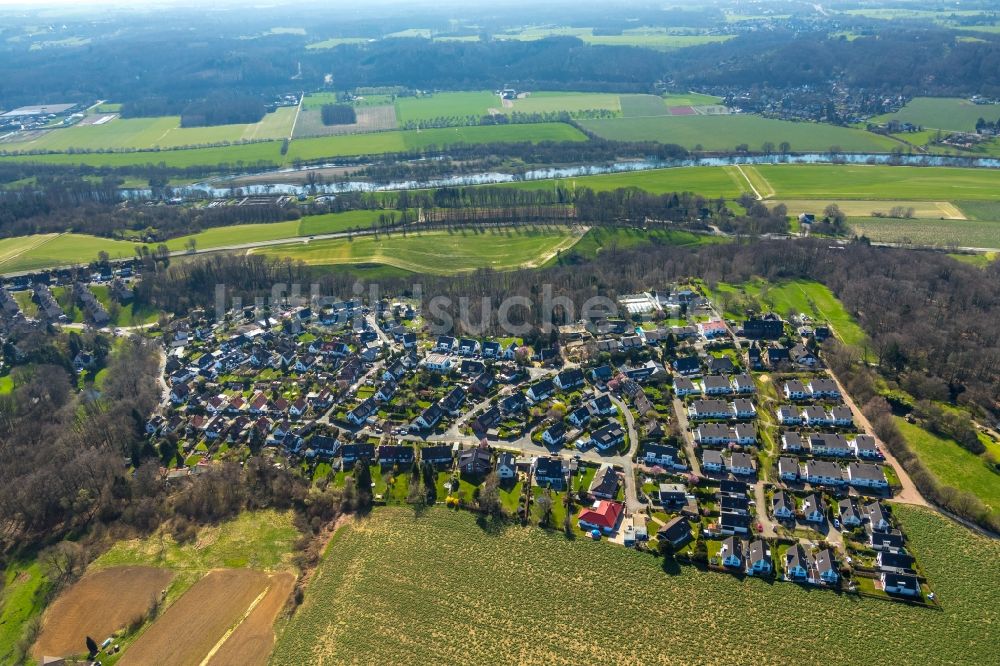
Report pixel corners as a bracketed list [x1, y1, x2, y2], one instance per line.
[198, 584, 269, 666]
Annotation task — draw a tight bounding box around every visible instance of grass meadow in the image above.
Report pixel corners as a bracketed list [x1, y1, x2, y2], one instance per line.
[579, 115, 901, 152]
[503, 165, 745, 198]
[849, 216, 1000, 250]
[871, 97, 1000, 133]
[270, 506, 999, 665]
[752, 164, 1000, 201]
[253, 227, 583, 273]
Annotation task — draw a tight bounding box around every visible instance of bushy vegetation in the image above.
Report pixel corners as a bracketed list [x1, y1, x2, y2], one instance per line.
[320, 104, 357, 126]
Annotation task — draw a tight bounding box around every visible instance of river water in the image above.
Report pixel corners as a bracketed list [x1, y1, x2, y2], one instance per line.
[123, 152, 1000, 199]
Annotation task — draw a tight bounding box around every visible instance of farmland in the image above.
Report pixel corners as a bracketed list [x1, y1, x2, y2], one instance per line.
[0, 233, 140, 274]
[253, 227, 585, 274]
[33, 566, 175, 661]
[394, 91, 500, 122]
[493, 26, 734, 50]
[895, 418, 1000, 517]
[776, 199, 967, 220]
[505, 165, 745, 198]
[751, 165, 1000, 201]
[579, 115, 901, 152]
[566, 227, 726, 261]
[871, 97, 1000, 133]
[270, 506, 999, 665]
[508, 91, 621, 115]
[849, 216, 1000, 250]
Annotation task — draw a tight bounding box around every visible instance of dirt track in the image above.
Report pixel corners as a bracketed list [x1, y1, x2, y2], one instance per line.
[33, 566, 174, 660]
[118, 569, 270, 666]
[205, 572, 295, 666]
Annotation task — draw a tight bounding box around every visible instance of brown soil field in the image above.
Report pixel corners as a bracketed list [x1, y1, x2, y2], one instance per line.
[293, 104, 397, 138]
[118, 569, 270, 666]
[205, 572, 294, 666]
[33, 566, 174, 660]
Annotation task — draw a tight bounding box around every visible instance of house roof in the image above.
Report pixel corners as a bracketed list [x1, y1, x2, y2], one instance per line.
[578, 500, 623, 531]
[588, 465, 619, 496]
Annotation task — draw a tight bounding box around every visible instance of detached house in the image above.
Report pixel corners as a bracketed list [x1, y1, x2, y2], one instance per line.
[815, 549, 839, 584]
[642, 443, 682, 469]
[590, 423, 625, 452]
[801, 493, 827, 524]
[347, 398, 378, 426]
[578, 500, 623, 535]
[458, 447, 492, 476]
[413, 404, 444, 431]
[554, 368, 585, 391]
[838, 498, 863, 527]
[784, 544, 813, 581]
[719, 536, 744, 569]
[657, 516, 692, 549]
[588, 465, 620, 500]
[527, 379, 555, 403]
[533, 456, 566, 489]
[746, 539, 772, 575]
[542, 422, 567, 447]
[772, 490, 796, 520]
[673, 377, 700, 397]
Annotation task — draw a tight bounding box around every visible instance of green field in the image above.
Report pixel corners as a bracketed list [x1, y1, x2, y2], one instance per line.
[271, 505, 999, 665]
[620, 94, 671, 117]
[896, 418, 999, 517]
[871, 97, 1000, 133]
[394, 91, 500, 122]
[752, 164, 1000, 201]
[253, 227, 584, 273]
[0, 560, 51, 664]
[849, 216, 1000, 250]
[706, 278, 867, 348]
[504, 165, 745, 198]
[2, 107, 297, 152]
[579, 115, 901, 152]
[954, 200, 1000, 221]
[0, 233, 139, 273]
[775, 199, 966, 220]
[494, 26, 734, 50]
[566, 227, 725, 260]
[509, 91, 621, 115]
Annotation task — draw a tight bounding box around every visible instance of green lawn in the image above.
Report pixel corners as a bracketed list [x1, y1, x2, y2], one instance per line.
[895, 418, 1000, 517]
[753, 164, 1000, 201]
[254, 227, 584, 274]
[564, 227, 726, 261]
[0, 375, 13, 394]
[270, 505, 1000, 664]
[849, 216, 1000, 250]
[0, 560, 51, 664]
[579, 115, 900, 152]
[870, 97, 1000, 133]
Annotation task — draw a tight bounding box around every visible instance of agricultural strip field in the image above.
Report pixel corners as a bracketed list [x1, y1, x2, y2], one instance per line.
[118, 569, 273, 666]
[705, 279, 867, 348]
[578, 115, 901, 152]
[205, 573, 295, 666]
[394, 91, 500, 122]
[32, 566, 175, 661]
[775, 199, 967, 219]
[753, 164, 1000, 201]
[619, 94, 672, 117]
[271, 506, 999, 665]
[895, 418, 1000, 519]
[870, 97, 1000, 133]
[849, 216, 1000, 250]
[252, 228, 585, 274]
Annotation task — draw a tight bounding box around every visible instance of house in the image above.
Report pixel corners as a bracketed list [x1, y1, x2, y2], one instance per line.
[542, 422, 567, 447]
[805, 460, 844, 486]
[766, 346, 791, 366]
[383, 359, 407, 382]
[877, 550, 915, 574]
[657, 483, 687, 507]
[289, 397, 309, 418]
[698, 320, 727, 339]
[731, 374, 755, 394]
[457, 338, 480, 356]
[460, 359, 485, 376]
[742, 314, 784, 340]
[781, 431, 806, 452]
[588, 464, 620, 499]
[568, 405, 592, 428]
[688, 399, 731, 420]
[728, 452, 755, 476]
[731, 399, 756, 420]
[482, 340, 502, 358]
[341, 443, 375, 467]
[435, 336, 457, 352]
[474, 406, 501, 432]
[746, 539, 772, 575]
[719, 536, 744, 568]
[309, 435, 341, 459]
[673, 376, 700, 397]
[496, 452, 517, 479]
[170, 383, 191, 404]
[809, 433, 851, 457]
[702, 449, 725, 473]
[589, 394, 616, 416]
[554, 368, 585, 391]
[413, 404, 445, 431]
[719, 479, 748, 496]
[533, 456, 566, 489]
[471, 372, 494, 396]
[777, 406, 802, 426]
[643, 443, 682, 469]
[719, 511, 749, 535]
[375, 381, 397, 403]
[421, 445, 454, 468]
[720, 493, 749, 516]
[770, 490, 794, 519]
[881, 572, 921, 596]
[864, 501, 892, 532]
[346, 398, 378, 426]
[578, 500, 624, 535]
[590, 423, 625, 452]
[672, 356, 701, 376]
[791, 344, 817, 367]
[783, 380, 811, 400]
[695, 423, 735, 446]
[801, 406, 832, 427]
[784, 544, 812, 581]
[526, 379, 555, 403]
[705, 356, 735, 375]
[591, 365, 613, 384]
[657, 516, 692, 549]
[801, 493, 827, 524]
[851, 435, 881, 459]
[837, 497, 861, 527]
[401, 332, 417, 349]
[847, 462, 888, 489]
[815, 549, 839, 584]
[868, 528, 905, 552]
[378, 444, 415, 467]
[440, 386, 467, 414]
[458, 447, 492, 476]
[733, 424, 757, 445]
[747, 344, 763, 370]
[500, 392, 526, 415]
[807, 378, 840, 399]
[422, 353, 454, 373]
[702, 375, 733, 395]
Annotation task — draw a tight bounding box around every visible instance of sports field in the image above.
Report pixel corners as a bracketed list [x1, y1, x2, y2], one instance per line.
[579, 115, 901, 152]
[849, 216, 1000, 250]
[252, 227, 584, 273]
[871, 97, 1000, 133]
[271, 506, 999, 665]
[751, 164, 1000, 201]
